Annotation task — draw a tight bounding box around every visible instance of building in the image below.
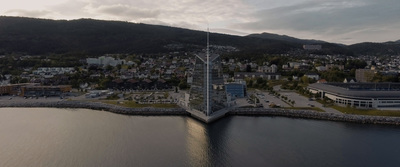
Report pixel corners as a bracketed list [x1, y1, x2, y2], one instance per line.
[0, 85, 12, 95]
[86, 56, 127, 67]
[188, 52, 228, 116]
[305, 72, 320, 80]
[308, 82, 400, 110]
[234, 72, 281, 80]
[0, 84, 31, 96]
[225, 81, 247, 98]
[21, 85, 72, 97]
[316, 66, 327, 71]
[257, 64, 278, 73]
[317, 79, 327, 83]
[0, 84, 71, 97]
[355, 69, 375, 82]
[343, 78, 357, 83]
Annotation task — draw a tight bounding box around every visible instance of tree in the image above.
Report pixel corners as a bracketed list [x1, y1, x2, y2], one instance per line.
[301, 76, 309, 84]
[246, 65, 252, 72]
[178, 79, 189, 90]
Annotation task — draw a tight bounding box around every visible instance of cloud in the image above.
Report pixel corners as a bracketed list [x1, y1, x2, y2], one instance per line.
[232, 0, 400, 44]
[1, 0, 399, 44]
[5, 9, 54, 18]
[84, 4, 160, 19]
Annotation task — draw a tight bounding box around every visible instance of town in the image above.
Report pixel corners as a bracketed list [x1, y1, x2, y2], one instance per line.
[1, 44, 400, 117]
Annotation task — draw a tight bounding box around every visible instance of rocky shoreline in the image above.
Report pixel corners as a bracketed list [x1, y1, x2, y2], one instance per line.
[0, 101, 189, 116]
[228, 108, 400, 125]
[2, 101, 400, 125]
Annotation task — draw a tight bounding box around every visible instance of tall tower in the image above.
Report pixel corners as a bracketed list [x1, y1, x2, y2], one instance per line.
[189, 30, 227, 116]
[206, 28, 211, 116]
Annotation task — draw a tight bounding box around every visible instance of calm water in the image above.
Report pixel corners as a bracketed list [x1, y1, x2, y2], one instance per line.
[0, 108, 399, 167]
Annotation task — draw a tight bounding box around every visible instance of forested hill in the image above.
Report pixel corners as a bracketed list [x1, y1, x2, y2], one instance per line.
[0, 16, 302, 55]
[247, 32, 327, 44]
[0, 16, 399, 56]
[348, 42, 400, 55]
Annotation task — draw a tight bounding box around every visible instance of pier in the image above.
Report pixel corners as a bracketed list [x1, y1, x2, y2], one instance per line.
[186, 107, 231, 123]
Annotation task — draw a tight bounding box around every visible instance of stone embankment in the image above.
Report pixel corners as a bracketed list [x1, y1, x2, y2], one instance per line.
[2, 101, 400, 125]
[0, 101, 188, 116]
[228, 108, 400, 125]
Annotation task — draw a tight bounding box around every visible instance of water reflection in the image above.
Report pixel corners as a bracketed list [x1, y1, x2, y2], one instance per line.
[1, 108, 400, 166]
[185, 118, 211, 166]
[184, 117, 232, 166]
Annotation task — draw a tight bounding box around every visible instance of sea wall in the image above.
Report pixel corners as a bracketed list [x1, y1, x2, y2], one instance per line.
[228, 108, 400, 125]
[2, 101, 400, 125]
[0, 101, 188, 116]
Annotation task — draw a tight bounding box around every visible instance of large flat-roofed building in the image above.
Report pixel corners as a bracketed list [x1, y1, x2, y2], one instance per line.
[0, 84, 31, 96]
[0, 84, 71, 97]
[21, 85, 72, 97]
[308, 82, 400, 110]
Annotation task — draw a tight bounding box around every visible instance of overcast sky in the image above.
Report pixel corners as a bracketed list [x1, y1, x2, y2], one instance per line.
[1, 0, 399, 44]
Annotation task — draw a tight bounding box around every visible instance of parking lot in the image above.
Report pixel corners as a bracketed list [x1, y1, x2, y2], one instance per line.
[272, 85, 341, 114]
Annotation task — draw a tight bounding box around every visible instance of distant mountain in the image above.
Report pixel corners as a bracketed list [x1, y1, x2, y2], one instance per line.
[247, 32, 355, 55]
[0, 16, 301, 55]
[247, 32, 327, 44]
[0, 16, 398, 56]
[349, 42, 400, 55]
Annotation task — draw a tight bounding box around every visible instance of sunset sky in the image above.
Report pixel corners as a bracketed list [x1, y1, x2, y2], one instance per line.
[1, 0, 399, 44]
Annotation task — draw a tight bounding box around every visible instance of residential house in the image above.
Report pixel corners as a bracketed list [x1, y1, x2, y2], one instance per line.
[305, 72, 320, 80]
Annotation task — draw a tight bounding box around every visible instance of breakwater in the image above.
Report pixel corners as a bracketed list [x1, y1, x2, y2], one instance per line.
[0, 101, 188, 116]
[228, 108, 400, 125]
[2, 101, 400, 125]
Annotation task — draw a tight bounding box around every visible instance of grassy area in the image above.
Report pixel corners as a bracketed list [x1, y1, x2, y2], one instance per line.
[267, 80, 287, 87]
[316, 99, 334, 107]
[284, 107, 325, 112]
[100, 100, 179, 108]
[332, 105, 400, 117]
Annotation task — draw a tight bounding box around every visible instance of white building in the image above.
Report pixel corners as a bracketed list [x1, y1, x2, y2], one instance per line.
[33, 67, 75, 76]
[305, 72, 320, 80]
[86, 56, 125, 67]
[316, 66, 327, 71]
[309, 83, 400, 110]
[258, 64, 278, 73]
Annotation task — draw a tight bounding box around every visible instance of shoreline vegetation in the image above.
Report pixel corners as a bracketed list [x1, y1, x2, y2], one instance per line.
[1, 100, 400, 125]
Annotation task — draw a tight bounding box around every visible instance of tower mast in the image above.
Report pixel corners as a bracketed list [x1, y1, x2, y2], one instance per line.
[206, 27, 210, 116]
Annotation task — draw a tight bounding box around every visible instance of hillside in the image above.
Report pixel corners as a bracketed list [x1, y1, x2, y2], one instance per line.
[1, 16, 399, 56]
[247, 32, 354, 55]
[0, 16, 302, 55]
[247, 32, 326, 44]
[348, 42, 400, 55]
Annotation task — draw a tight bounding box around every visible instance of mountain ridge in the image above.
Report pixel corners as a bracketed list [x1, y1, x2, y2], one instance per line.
[0, 16, 400, 56]
[247, 32, 328, 45]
